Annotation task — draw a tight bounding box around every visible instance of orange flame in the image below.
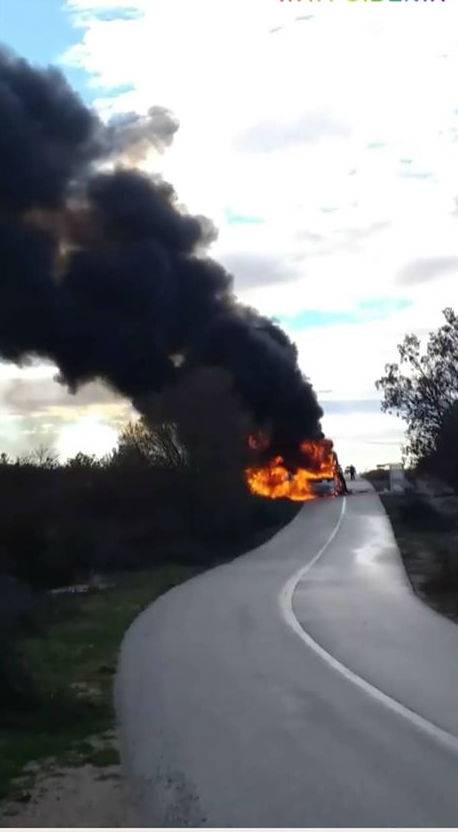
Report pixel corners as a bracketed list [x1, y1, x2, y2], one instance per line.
[245, 437, 337, 502]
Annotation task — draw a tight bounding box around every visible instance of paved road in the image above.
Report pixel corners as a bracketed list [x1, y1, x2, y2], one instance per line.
[116, 480, 458, 827]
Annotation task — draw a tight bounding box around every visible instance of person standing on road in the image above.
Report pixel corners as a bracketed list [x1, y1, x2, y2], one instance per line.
[334, 453, 350, 495]
[349, 464, 356, 481]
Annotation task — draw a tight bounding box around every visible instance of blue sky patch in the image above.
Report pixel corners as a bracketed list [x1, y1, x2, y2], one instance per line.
[0, 0, 141, 104]
[279, 297, 411, 331]
[1, 0, 95, 101]
[225, 208, 265, 226]
[1, 0, 76, 66]
[91, 8, 144, 22]
[98, 82, 136, 98]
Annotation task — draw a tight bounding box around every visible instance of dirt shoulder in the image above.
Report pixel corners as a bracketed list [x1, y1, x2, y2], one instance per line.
[1, 738, 137, 828]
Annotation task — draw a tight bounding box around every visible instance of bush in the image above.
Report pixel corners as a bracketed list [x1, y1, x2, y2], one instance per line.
[421, 401, 458, 493]
[0, 639, 39, 714]
[0, 514, 48, 586]
[0, 576, 38, 713]
[0, 390, 298, 589]
[398, 495, 453, 532]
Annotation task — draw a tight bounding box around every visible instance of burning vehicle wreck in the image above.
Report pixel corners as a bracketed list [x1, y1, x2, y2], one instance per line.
[245, 437, 344, 501]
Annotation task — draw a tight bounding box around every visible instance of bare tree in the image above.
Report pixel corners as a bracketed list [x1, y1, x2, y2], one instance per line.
[114, 419, 186, 469]
[139, 367, 256, 535]
[16, 445, 59, 469]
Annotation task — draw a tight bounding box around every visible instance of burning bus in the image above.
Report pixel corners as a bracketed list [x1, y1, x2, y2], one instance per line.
[245, 437, 343, 502]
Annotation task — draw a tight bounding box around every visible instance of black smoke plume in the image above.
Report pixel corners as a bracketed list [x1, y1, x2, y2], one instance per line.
[0, 47, 323, 462]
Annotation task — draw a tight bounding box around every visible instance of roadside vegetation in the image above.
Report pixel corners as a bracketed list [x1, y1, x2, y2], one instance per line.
[362, 471, 458, 624]
[375, 307, 458, 625]
[381, 492, 458, 625]
[0, 371, 298, 803]
[0, 565, 201, 803]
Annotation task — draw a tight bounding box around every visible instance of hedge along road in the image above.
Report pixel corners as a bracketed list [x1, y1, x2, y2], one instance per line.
[115, 479, 458, 827]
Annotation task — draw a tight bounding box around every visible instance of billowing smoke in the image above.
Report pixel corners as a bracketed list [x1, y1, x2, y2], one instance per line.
[104, 106, 180, 162]
[0, 47, 323, 462]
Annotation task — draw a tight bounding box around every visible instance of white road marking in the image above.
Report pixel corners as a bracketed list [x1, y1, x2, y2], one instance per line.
[279, 496, 458, 755]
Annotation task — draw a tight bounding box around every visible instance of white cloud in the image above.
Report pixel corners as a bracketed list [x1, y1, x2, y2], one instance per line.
[0, 364, 132, 460]
[56, 0, 458, 466]
[398, 256, 458, 286]
[236, 112, 351, 154]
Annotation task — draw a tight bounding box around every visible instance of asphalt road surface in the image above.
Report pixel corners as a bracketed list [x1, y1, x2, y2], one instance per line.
[116, 479, 458, 827]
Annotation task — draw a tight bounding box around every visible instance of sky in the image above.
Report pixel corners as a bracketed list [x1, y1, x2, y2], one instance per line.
[1, 0, 458, 467]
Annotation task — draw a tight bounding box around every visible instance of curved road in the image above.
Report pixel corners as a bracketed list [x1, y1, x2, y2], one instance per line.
[116, 480, 458, 827]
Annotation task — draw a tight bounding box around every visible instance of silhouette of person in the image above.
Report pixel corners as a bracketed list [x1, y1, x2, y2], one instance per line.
[334, 452, 349, 495]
